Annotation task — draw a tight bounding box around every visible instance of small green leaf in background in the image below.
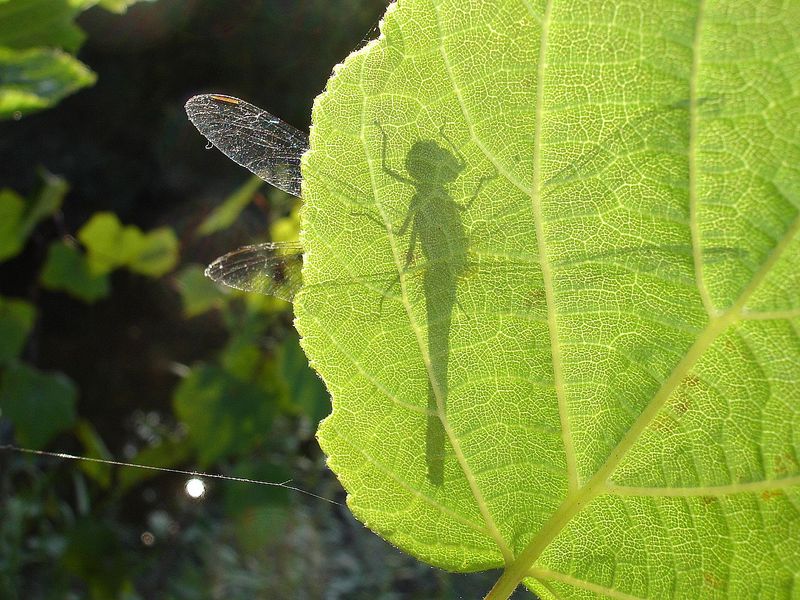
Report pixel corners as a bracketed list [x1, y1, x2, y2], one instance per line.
[219, 334, 286, 399]
[60, 519, 129, 600]
[173, 365, 274, 466]
[78, 213, 178, 277]
[0, 174, 67, 260]
[197, 175, 263, 236]
[77, 212, 145, 275]
[277, 334, 328, 425]
[220, 338, 264, 382]
[0, 46, 96, 119]
[20, 169, 68, 237]
[175, 264, 226, 317]
[92, 0, 147, 14]
[127, 227, 179, 276]
[40, 241, 110, 302]
[0, 0, 150, 119]
[0, 363, 77, 447]
[74, 420, 113, 489]
[223, 462, 290, 552]
[270, 202, 301, 243]
[116, 436, 193, 493]
[0, 189, 26, 260]
[0, 296, 35, 365]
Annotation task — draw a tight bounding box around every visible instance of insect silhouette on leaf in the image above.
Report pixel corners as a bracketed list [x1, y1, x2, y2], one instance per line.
[374, 120, 498, 484]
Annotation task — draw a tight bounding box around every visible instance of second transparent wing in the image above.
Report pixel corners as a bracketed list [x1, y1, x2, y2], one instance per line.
[205, 242, 303, 302]
[185, 94, 308, 197]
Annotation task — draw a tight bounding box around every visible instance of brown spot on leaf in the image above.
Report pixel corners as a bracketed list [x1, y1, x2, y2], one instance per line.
[704, 572, 723, 589]
[651, 413, 676, 432]
[528, 289, 546, 307]
[773, 453, 798, 477]
[672, 396, 691, 416]
[683, 374, 701, 388]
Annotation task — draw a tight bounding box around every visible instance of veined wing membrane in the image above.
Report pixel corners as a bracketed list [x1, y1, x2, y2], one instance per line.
[185, 94, 308, 197]
[205, 240, 416, 305]
[207, 239, 546, 316]
[205, 242, 304, 302]
[186, 94, 308, 298]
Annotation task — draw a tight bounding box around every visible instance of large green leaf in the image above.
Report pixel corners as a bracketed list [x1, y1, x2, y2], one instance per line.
[296, 1, 800, 597]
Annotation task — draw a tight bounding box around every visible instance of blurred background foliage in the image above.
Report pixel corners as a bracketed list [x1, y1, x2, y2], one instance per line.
[0, 1, 506, 598]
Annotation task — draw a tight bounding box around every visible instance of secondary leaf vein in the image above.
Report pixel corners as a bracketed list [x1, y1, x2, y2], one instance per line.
[526, 0, 578, 494]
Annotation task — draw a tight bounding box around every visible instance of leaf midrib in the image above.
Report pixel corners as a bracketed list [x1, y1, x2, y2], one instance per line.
[488, 210, 800, 598]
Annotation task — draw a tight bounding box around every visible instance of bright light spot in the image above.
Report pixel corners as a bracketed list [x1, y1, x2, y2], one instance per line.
[140, 531, 155, 546]
[185, 477, 206, 499]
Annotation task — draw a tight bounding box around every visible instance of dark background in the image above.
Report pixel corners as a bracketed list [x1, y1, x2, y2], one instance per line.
[1, 0, 389, 451]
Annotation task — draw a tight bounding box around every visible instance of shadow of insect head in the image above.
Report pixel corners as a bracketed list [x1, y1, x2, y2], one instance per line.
[373, 121, 497, 296]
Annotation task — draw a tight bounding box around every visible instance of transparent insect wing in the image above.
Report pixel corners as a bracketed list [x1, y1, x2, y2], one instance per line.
[185, 94, 308, 198]
[204, 242, 304, 302]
